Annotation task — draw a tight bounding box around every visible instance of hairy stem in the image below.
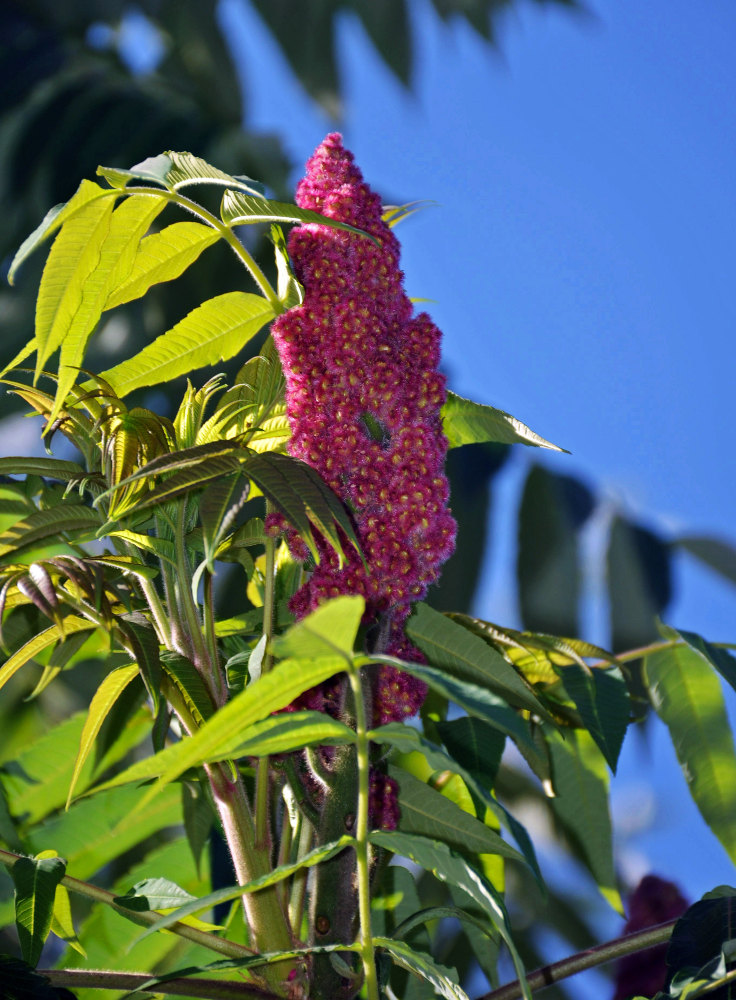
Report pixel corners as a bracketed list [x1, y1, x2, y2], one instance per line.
[477, 918, 678, 1000]
[255, 507, 277, 847]
[348, 666, 380, 1000]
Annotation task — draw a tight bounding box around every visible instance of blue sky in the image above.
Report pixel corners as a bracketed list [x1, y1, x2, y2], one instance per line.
[216, 0, 736, 963]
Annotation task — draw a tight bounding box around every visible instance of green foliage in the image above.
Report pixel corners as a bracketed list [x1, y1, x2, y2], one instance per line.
[0, 138, 734, 1000]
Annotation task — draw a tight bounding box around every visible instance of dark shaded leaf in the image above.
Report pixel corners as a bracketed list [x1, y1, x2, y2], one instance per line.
[10, 854, 66, 967]
[608, 516, 672, 653]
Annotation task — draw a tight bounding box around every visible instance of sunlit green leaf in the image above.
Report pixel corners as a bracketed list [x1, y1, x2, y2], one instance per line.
[645, 642, 736, 865]
[49, 881, 85, 957]
[272, 595, 365, 659]
[665, 626, 736, 695]
[105, 222, 220, 309]
[10, 854, 66, 967]
[374, 936, 469, 1000]
[545, 726, 622, 912]
[441, 391, 567, 452]
[0, 458, 87, 483]
[66, 663, 140, 808]
[0, 617, 95, 694]
[0, 505, 101, 561]
[371, 830, 531, 1000]
[99, 292, 275, 397]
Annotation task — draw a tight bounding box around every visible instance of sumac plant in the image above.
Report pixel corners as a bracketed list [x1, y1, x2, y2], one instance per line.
[1, 135, 736, 1000]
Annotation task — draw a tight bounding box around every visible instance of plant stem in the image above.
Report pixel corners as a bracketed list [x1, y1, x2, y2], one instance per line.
[476, 918, 677, 1000]
[255, 507, 277, 847]
[348, 666, 380, 1000]
[130, 188, 280, 310]
[0, 848, 251, 960]
[41, 969, 279, 999]
[204, 569, 227, 706]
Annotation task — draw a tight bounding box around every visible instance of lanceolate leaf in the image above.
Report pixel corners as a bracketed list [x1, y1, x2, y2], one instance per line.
[0, 458, 87, 482]
[94, 654, 348, 807]
[8, 179, 117, 285]
[272, 595, 365, 660]
[244, 451, 361, 565]
[50, 194, 167, 425]
[441, 391, 567, 452]
[645, 643, 736, 865]
[391, 767, 525, 862]
[368, 722, 540, 882]
[374, 937, 469, 1000]
[99, 292, 275, 397]
[406, 603, 547, 717]
[556, 664, 630, 772]
[10, 854, 66, 967]
[66, 662, 140, 808]
[121, 456, 243, 513]
[221, 188, 374, 240]
[0, 505, 101, 560]
[34, 192, 117, 381]
[99, 151, 264, 195]
[105, 221, 220, 309]
[161, 654, 216, 729]
[371, 831, 531, 1000]
[545, 727, 621, 912]
[0, 617, 95, 693]
[676, 535, 736, 588]
[666, 625, 736, 694]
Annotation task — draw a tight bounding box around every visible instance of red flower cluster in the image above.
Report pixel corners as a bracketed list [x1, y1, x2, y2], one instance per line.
[271, 133, 456, 727]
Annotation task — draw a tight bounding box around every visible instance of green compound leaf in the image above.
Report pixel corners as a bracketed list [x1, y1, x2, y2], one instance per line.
[66, 662, 140, 808]
[441, 391, 568, 452]
[105, 221, 220, 310]
[545, 726, 622, 912]
[374, 936, 469, 1000]
[0, 458, 87, 483]
[645, 641, 736, 865]
[371, 830, 531, 1000]
[99, 151, 265, 195]
[132, 836, 356, 944]
[99, 292, 275, 397]
[10, 854, 66, 967]
[221, 188, 375, 241]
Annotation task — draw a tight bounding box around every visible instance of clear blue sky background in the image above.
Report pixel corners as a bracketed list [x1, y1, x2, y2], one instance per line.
[212, 0, 736, 963]
[93, 0, 736, 991]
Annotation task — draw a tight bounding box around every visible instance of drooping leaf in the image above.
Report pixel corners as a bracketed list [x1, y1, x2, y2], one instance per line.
[221, 188, 374, 240]
[272, 594, 365, 660]
[556, 663, 630, 772]
[676, 535, 736, 588]
[517, 465, 595, 636]
[66, 662, 140, 808]
[48, 881, 86, 958]
[161, 653, 216, 729]
[406, 603, 547, 717]
[10, 854, 66, 967]
[441, 391, 567, 452]
[608, 516, 672, 653]
[667, 626, 736, 695]
[374, 936, 470, 1000]
[368, 721, 540, 882]
[105, 221, 220, 309]
[391, 767, 525, 862]
[244, 450, 361, 565]
[0, 458, 87, 483]
[545, 726, 622, 912]
[98, 292, 275, 397]
[118, 455, 243, 514]
[0, 616, 95, 693]
[434, 716, 506, 792]
[114, 876, 197, 913]
[0, 504, 101, 561]
[198, 472, 248, 570]
[132, 836, 356, 943]
[645, 642, 736, 865]
[371, 830, 531, 1000]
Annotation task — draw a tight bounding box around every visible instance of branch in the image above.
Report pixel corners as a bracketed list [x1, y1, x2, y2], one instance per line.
[476, 919, 677, 1000]
[41, 968, 280, 999]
